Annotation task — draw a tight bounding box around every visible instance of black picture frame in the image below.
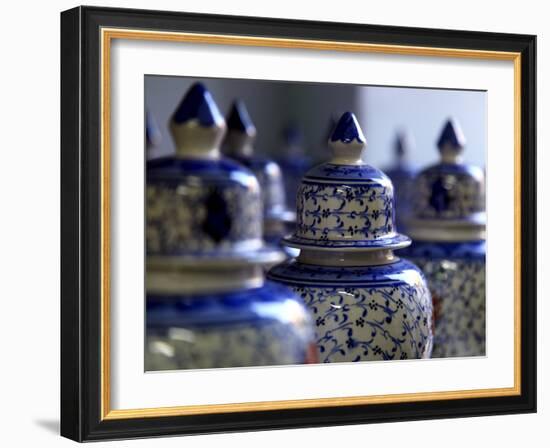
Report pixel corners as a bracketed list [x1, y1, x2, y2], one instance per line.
[61, 5, 536, 442]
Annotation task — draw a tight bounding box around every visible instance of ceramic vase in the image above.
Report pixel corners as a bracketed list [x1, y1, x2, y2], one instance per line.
[268, 112, 433, 363]
[402, 118, 486, 358]
[222, 100, 295, 246]
[275, 123, 312, 210]
[384, 131, 417, 233]
[145, 83, 316, 370]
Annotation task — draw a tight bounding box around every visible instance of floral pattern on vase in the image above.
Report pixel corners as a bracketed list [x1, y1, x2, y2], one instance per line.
[145, 83, 315, 371]
[411, 119, 485, 223]
[295, 181, 395, 242]
[268, 259, 433, 362]
[146, 158, 263, 256]
[414, 164, 485, 221]
[402, 241, 485, 358]
[269, 111, 433, 363]
[404, 119, 486, 358]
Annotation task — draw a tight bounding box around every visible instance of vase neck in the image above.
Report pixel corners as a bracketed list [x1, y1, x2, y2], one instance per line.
[297, 249, 397, 266]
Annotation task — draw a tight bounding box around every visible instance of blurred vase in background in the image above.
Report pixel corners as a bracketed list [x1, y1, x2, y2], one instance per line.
[145, 83, 316, 370]
[402, 118, 486, 358]
[223, 100, 295, 251]
[275, 123, 312, 211]
[384, 130, 417, 233]
[268, 112, 433, 363]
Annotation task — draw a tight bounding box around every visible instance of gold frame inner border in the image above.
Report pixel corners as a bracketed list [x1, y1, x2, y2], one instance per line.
[100, 27, 522, 421]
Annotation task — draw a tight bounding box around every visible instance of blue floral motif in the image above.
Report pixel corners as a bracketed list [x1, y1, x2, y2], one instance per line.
[294, 181, 398, 244]
[403, 240, 486, 357]
[414, 163, 485, 220]
[304, 163, 390, 182]
[268, 259, 433, 362]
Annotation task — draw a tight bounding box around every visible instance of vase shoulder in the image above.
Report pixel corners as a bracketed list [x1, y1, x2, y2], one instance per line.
[268, 258, 426, 287]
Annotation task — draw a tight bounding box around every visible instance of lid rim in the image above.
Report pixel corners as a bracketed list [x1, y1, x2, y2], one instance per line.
[282, 233, 411, 252]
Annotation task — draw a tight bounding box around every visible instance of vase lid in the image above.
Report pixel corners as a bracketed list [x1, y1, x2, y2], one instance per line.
[169, 82, 226, 160]
[407, 118, 486, 242]
[147, 84, 283, 266]
[223, 100, 257, 159]
[283, 112, 410, 252]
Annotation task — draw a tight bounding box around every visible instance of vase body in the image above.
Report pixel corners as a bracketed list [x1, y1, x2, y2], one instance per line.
[222, 101, 294, 248]
[404, 119, 486, 358]
[403, 240, 485, 358]
[145, 83, 316, 370]
[268, 258, 433, 362]
[146, 281, 316, 370]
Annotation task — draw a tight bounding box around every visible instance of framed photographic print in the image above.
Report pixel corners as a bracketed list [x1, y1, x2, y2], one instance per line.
[60, 5, 537, 442]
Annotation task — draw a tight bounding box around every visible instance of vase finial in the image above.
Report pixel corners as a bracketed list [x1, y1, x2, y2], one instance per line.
[328, 112, 366, 164]
[169, 83, 226, 159]
[223, 100, 257, 158]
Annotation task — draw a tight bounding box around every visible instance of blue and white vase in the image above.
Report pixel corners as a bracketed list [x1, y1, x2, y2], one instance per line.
[402, 118, 486, 358]
[222, 100, 295, 246]
[384, 131, 417, 233]
[268, 112, 433, 363]
[276, 123, 312, 211]
[146, 83, 316, 370]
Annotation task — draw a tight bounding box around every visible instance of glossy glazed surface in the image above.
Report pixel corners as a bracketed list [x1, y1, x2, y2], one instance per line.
[402, 240, 486, 357]
[268, 259, 433, 362]
[146, 281, 316, 370]
[284, 112, 409, 251]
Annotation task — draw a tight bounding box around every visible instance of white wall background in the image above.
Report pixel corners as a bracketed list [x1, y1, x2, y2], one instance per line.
[363, 86, 486, 169]
[145, 75, 486, 169]
[0, 0, 546, 447]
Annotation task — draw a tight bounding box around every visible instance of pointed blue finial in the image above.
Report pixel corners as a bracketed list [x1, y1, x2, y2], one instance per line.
[437, 118, 466, 152]
[395, 130, 414, 159]
[226, 100, 256, 136]
[330, 112, 366, 144]
[171, 83, 224, 127]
